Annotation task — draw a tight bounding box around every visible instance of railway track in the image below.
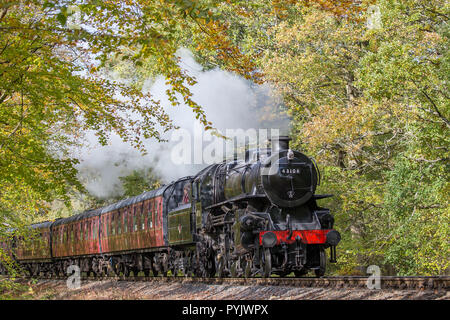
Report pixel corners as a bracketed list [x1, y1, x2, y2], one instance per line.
[5, 275, 449, 291]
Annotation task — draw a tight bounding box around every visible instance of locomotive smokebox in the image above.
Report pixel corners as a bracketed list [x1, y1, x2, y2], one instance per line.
[269, 136, 292, 152]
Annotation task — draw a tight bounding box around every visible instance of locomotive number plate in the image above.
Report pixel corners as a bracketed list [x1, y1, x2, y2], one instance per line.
[280, 168, 301, 174]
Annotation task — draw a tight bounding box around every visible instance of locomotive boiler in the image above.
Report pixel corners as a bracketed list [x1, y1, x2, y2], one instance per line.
[0, 136, 340, 279]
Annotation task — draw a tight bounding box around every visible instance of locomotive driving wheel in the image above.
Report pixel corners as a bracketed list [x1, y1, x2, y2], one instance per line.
[215, 254, 225, 278]
[261, 248, 272, 278]
[243, 253, 254, 278]
[230, 257, 244, 278]
[230, 261, 237, 277]
[314, 248, 326, 277]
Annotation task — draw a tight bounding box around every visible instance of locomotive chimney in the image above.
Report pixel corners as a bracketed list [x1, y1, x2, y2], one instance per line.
[269, 136, 292, 152]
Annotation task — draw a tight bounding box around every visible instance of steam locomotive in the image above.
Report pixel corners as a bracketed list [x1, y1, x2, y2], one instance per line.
[0, 136, 340, 278]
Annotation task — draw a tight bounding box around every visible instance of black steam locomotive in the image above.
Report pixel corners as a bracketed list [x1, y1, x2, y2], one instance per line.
[0, 136, 340, 278]
[191, 136, 340, 277]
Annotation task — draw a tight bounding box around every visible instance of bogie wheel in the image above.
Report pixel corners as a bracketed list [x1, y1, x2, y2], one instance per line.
[314, 248, 326, 277]
[215, 255, 225, 278]
[230, 261, 238, 278]
[244, 259, 252, 278]
[123, 266, 130, 278]
[205, 256, 216, 278]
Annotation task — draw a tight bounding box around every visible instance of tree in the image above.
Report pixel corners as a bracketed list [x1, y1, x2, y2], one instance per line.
[119, 168, 161, 198]
[256, 0, 449, 275]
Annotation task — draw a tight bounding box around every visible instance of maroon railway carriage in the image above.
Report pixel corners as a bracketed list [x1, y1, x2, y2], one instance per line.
[3, 186, 168, 277]
[1, 178, 193, 277]
[5, 222, 52, 276]
[48, 187, 167, 276]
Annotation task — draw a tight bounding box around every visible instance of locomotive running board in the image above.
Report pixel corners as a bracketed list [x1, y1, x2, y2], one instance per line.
[313, 194, 334, 200]
[205, 194, 267, 210]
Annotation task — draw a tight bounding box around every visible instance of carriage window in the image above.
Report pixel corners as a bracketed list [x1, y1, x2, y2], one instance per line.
[158, 201, 161, 226]
[118, 212, 122, 234]
[124, 211, 128, 233]
[115, 214, 118, 234]
[154, 201, 158, 226]
[137, 210, 141, 231]
[93, 222, 97, 240]
[135, 209, 140, 231]
[111, 214, 116, 236]
[133, 210, 137, 232]
[141, 206, 145, 230]
[148, 203, 153, 229]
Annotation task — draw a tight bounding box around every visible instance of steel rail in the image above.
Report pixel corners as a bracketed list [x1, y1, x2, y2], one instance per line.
[6, 275, 447, 290]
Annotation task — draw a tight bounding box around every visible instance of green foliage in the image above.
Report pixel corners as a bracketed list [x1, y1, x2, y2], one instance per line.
[119, 168, 162, 198]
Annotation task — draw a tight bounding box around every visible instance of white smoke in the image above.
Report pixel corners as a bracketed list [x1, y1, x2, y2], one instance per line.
[75, 48, 289, 199]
